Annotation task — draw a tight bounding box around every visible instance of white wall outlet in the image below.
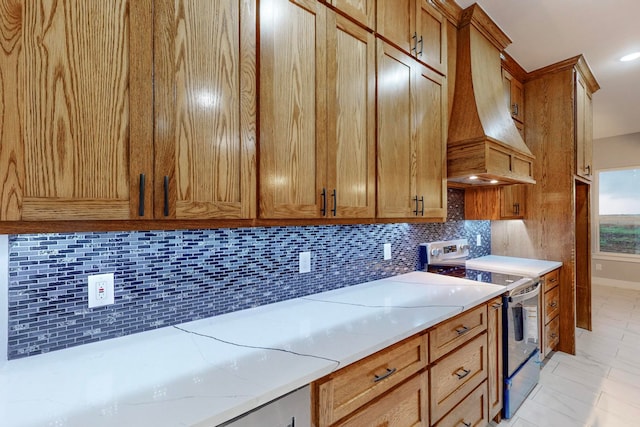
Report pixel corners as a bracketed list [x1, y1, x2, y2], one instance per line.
[476, 234, 482, 246]
[383, 243, 392, 260]
[88, 273, 115, 308]
[299, 252, 311, 274]
[595, 263, 602, 271]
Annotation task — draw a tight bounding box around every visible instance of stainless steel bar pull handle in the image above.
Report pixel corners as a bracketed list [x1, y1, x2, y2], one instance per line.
[373, 367, 397, 383]
[331, 189, 337, 216]
[549, 301, 558, 308]
[163, 176, 170, 217]
[413, 195, 419, 215]
[462, 422, 471, 427]
[321, 188, 327, 216]
[419, 196, 424, 216]
[411, 32, 418, 54]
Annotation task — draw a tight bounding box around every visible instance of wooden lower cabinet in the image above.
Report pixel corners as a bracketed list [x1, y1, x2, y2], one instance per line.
[540, 268, 561, 357]
[432, 381, 488, 427]
[335, 372, 429, 427]
[312, 299, 501, 427]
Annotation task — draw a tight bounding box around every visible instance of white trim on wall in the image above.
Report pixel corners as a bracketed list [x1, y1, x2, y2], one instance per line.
[0, 235, 7, 366]
[593, 275, 640, 291]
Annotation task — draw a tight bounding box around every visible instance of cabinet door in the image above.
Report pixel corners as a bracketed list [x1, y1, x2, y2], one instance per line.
[327, 0, 375, 29]
[154, 0, 256, 219]
[500, 185, 526, 219]
[575, 72, 592, 180]
[487, 298, 503, 420]
[414, 62, 447, 219]
[259, 0, 327, 218]
[376, 0, 415, 54]
[326, 14, 376, 218]
[377, 41, 416, 218]
[0, 0, 153, 220]
[415, 0, 447, 74]
[502, 68, 524, 123]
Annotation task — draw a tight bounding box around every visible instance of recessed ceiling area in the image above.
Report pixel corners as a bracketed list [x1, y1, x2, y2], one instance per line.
[454, 0, 640, 140]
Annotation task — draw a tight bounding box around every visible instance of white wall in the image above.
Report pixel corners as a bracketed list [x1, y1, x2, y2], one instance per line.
[0, 235, 7, 365]
[592, 132, 640, 288]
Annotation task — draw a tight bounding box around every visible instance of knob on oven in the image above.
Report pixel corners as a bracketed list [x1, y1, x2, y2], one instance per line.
[430, 248, 442, 257]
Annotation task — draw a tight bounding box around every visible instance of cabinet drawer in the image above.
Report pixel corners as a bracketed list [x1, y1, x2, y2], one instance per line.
[544, 286, 560, 324]
[314, 333, 428, 426]
[432, 381, 488, 427]
[335, 371, 429, 427]
[543, 269, 560, 292]
[545, 316, 560, 356]
[430, 333, 488, 423]
[430, 304, 487, 361]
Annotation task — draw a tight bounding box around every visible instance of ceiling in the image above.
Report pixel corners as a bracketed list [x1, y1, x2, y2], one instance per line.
[455, 0, 640, 140]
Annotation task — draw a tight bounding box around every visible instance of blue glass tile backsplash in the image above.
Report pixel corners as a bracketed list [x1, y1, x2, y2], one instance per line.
[7, 189, 490, 359]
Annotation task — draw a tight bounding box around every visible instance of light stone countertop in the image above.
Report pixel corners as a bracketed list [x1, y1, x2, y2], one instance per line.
[0, 272, 505, 427]
[466, 255, 562, 277]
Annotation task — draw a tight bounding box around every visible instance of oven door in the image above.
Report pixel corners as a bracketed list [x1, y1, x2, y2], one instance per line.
[503, 283, 540, 378]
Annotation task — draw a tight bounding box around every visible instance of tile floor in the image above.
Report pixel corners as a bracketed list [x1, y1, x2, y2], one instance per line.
[493, 284, 640, 427]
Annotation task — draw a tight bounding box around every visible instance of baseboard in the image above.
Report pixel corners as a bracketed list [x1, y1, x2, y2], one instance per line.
[592, 276, 640, 290]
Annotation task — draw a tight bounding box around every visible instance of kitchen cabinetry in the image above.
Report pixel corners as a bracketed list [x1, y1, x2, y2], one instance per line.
[312, 332, 429, 426]
[323, 0, 375, 30]
[502, 68, 524, 125]
[0, 0, 257, 222]
[575, 72, 594, 180]
[491, 55, 599, 354]
[376, 41, 447, 220]
[487, 297, 503, 421]
[376, 0, 447, 74]
[312, 300, 499, 426]
[541, 268, 561, 357]
[0, 0, 152, 221]
[464, 185, 527, 220]
[154, 0, 256, 219]
[260, 0, 375, 219]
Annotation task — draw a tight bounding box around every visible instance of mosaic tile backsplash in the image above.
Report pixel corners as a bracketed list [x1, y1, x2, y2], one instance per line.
[7, 189, 490, 359]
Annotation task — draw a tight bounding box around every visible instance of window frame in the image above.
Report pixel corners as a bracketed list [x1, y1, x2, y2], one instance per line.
[593, 166, 640, 262]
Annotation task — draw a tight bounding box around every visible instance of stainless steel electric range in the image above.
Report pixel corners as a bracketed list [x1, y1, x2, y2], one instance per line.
[419, 239, 541, 419]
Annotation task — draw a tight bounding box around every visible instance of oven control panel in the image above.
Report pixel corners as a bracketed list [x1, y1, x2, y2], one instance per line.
[419, 239, 470, 269]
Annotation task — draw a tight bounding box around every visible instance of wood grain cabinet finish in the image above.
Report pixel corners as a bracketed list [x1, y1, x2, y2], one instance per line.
[432, 381, 488, 427]
[376, 40, 447, 220]
[575, 72, 594, 181]
[502, 68, 524, 124]
[260, 0, 375, 219]
[487, 297, 503, 421]
[334, 372, 429, 427]
[0, 0, 153, 221]
[376, 0, 447, 74]
[429, 304, 486, 362]
[313, 333, 428, 427]
[464, 185, 527, 220]
[429, 333, 488, 423]
[540, 268, 560, 357]
[154, 0, 256, 219]
[0, 0, 257, 222]
[323, 0, 375, 30]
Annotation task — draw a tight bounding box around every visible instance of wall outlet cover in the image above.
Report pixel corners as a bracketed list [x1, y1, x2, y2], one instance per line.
[88, 273, 115, 308]
[299, 252, 311, 274]
[383, 243, 392, 260]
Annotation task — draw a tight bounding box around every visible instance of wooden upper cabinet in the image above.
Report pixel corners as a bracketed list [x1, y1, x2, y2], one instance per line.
[326, 14, 376, 218]
[324, 0, 375, 30]
[154, 0, 256, 219]
[502, 68, 524, 123]
[575, 71, 593, 180]
[464, 185, 526, 220]
[377, 41, 447, 220]
[260, 0, 375, 219]
[376, 0, 447, 74]
[0, 0, 153, 221]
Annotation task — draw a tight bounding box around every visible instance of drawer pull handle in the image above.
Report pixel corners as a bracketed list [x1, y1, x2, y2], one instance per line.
[492, 303, 503, 310]
[455, 326, 469, 335]
[550, 333, 558, 339]
[549, 301, 558, 308]
[455, 368, 471, 379]
[373, 368, 397, 383]
[549, 278, 558, 283]
[462, 422, 471, 427]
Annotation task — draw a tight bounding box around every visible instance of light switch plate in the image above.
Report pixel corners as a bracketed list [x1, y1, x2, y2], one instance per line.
[88, 273, 115, 308]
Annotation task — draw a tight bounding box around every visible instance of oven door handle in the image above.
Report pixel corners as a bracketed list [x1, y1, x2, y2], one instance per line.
[508, 284, 540, 304]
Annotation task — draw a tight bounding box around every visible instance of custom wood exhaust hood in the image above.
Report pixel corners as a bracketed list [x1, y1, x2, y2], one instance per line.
[447, 4, 535, 186]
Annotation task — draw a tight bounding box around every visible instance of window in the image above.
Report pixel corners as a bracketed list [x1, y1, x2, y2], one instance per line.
[597, 167, 640, 255]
